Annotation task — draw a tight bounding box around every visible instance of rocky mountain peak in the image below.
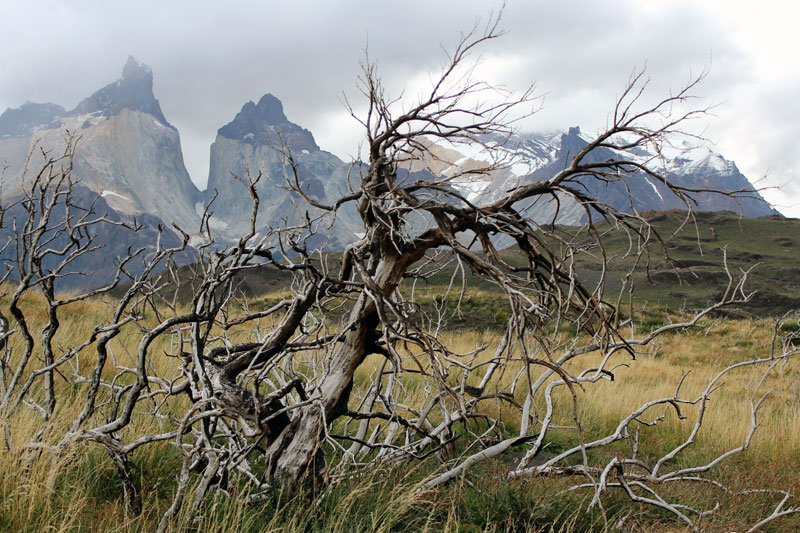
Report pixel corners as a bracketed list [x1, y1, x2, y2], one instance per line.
[556, 126, 592, 162]
[69, 56, 172, 128]
[122, 55, 153, 80]
[251, 94, 289, 125]
[218, 93, 318, 151]
[0, 102, 65, 139]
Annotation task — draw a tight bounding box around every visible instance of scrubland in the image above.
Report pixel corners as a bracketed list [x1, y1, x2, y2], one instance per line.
[0, 290, 798, 532]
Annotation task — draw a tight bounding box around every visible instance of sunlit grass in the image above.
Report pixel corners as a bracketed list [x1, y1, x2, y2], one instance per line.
[0, 289, 798, 530]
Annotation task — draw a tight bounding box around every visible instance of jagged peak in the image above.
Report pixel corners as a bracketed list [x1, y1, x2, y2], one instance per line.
[218, 93, 318, 151]
[68, 56, 172, 128]
[253, 94, 288, 124]
[122, 55, 153, 79]
[0, 101, 66, 138]
[556, 126, 592, 162]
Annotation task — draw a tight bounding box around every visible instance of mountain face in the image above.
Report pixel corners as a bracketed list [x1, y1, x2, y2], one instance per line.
[71, 56, 173, 128]
[0, 57, 201, 228]
[0, 102, 65, 139]
[0, 184, 188, 291]
[204, 95, 361, 249]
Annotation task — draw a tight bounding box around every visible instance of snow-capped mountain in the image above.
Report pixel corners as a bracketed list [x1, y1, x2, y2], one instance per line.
[435, 127, 777, 225]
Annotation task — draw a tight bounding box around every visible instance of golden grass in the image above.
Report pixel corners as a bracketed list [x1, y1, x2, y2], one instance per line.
[0, 290, 798, 531]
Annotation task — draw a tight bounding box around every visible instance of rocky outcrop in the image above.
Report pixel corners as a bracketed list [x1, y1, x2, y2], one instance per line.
[62, 109, 201, 228]
[204, 94, 361, 248]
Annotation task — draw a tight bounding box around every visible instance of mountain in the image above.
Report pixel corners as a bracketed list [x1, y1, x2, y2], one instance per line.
[203, 93, 362, 248]
[0, 56, 201, 290]
[0, 58, 783, 291]
[217, 93, 317, 151]
[0, 56, 202, 229]
[71, 56, 173, 127]
[429, 127, 778, 226]
[0, 102, 65, 139]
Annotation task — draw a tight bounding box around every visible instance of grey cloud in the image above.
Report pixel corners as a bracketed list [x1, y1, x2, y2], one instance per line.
[2, 0, 797, 215]
[732, 81, 800, 211]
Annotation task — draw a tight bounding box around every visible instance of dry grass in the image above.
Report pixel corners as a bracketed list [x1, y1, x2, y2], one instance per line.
[0, 291, 798, 531]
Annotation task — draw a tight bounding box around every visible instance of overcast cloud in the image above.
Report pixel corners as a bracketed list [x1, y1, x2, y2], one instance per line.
[2, 0, 798, 216]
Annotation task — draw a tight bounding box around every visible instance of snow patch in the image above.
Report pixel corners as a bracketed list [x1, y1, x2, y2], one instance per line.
[451, 179, 491, 203]
[208, 218, 229, 230]
[193, 203, 229, 231]
[440, 139, 495, 163]
[674, 149, 732, 174]
[643, 177, 664, 201]
[188, 235, 208, 249]
[437, 137, 552, 179]
[701, 154, 731, 173]
[59, 112, 106, 129]
[101, 190, 130, 201]
[511, 161, 535, 177]
[631, 140, 734, 176]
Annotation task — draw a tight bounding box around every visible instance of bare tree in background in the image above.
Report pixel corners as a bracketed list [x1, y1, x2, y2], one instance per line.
[0, 13, 797, 532]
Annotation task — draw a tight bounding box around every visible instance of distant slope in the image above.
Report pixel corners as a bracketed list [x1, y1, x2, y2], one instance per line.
[422, 210, 800, 320]
[415, 129, 778, 227]
[154, 210, 799, 320]
[571, 210, 800, 316]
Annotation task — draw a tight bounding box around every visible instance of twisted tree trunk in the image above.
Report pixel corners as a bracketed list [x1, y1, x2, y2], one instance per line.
[268, 251, 407, 494]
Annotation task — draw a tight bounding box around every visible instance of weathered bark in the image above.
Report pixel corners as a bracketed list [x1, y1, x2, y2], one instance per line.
[267, 245, 419, 493]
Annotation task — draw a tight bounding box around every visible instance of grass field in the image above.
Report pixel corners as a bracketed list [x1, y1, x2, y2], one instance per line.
[0, 287, 798, 532]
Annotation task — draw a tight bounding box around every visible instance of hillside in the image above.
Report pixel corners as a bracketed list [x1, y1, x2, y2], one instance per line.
[567, 210, 800, 317]
[405, 210, 800, 325]
[462, 210, 800, 319]
[155, 210, 799, 324]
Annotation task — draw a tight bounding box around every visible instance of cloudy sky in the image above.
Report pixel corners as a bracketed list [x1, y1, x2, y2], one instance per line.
[3, 0, 799, 216]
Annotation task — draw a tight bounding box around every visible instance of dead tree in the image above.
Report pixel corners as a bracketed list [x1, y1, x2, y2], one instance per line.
[0, 136, 192, 514]
[1, 13, 797, 532]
